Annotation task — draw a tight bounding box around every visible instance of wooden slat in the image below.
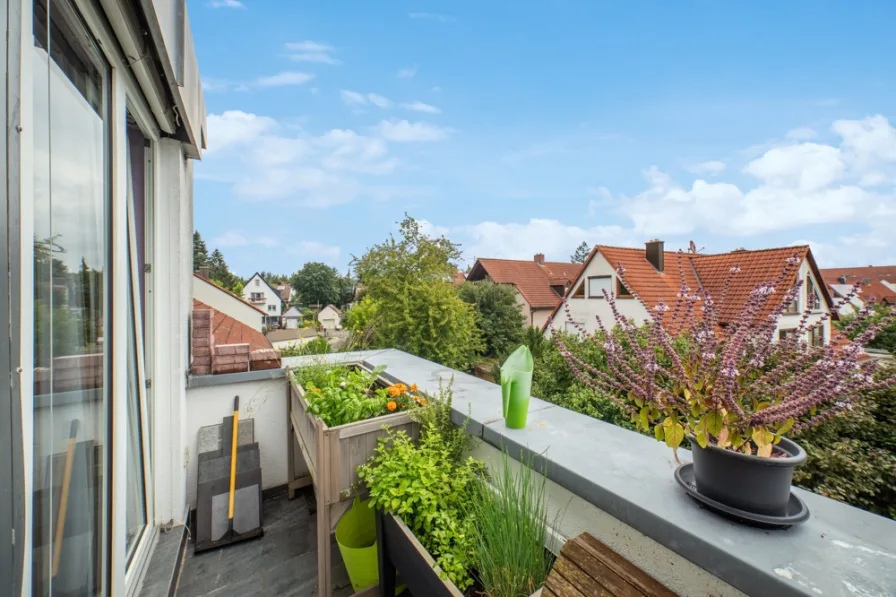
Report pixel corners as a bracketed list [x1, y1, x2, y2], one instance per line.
[577, 535, 678, 597]
[561, 539, 643, 597]
[545, 568, 587, 597]
[382, 513, 464, 597]
[541, 589, 559, 597]
[337, 411, 413, 439]
[552, 555, 613, 597]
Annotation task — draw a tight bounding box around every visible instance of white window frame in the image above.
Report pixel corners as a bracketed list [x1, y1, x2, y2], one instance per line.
[588, 275, 612, 299]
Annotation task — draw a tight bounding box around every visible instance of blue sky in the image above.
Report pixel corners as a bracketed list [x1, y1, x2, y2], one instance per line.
[192, 0, 896, 277]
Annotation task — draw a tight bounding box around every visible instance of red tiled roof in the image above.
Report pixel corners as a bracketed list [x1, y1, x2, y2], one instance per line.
[546, 244, 833, 328]
[194, 299, 273, 352]
[193, 273, 266, 315]
[820, 265, 896, 304]
[468, 258, 583, 309]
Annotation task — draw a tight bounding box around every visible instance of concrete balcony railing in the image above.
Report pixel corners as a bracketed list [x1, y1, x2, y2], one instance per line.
[166, 349, 896, 597]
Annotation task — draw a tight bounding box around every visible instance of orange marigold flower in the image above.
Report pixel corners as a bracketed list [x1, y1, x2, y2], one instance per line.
[387, 400, 397, 412]
[419, 398, 427, 406]
[388, 385, 402, 397]
[409, 384, 418, 393]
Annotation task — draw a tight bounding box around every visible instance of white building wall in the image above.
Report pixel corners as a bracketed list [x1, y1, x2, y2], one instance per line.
[194, 275, 264, 330]
[318, 305, 342, 330]
[553, 252, 650, 334]
[775, 260, 831, 345]
[185, 376, 308, 508]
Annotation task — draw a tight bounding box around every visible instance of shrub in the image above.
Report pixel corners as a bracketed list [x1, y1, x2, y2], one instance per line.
[458, 280, 525, 358]
[279, 336, 332, 357]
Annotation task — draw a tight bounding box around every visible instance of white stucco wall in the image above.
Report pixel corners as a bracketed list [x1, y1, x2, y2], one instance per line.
[775, 260, 831, 344]
[531, 308, 552, 331]
[554, 252, 650, 334]
[243, 274, 281, 320]
[184, 375, 308, 508]
[194, 275, 264, 330]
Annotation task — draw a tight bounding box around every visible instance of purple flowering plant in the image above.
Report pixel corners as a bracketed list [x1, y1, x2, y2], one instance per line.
[552, 252, 896, 461]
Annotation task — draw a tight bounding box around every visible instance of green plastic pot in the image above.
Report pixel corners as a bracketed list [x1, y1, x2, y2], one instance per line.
[335, 498, 405, 594]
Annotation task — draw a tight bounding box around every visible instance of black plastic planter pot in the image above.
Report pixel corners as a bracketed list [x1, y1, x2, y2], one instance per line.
[688, 435, 806, 517]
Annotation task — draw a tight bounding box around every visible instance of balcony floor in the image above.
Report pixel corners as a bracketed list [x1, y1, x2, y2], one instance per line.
[176, 488, 353, 597]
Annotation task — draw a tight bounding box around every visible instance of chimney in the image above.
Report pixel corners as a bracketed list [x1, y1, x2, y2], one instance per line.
[534, 253, 545, 266]
[645, 239, 664, 272]
[198, 265, 210, 280]
[838, 275, 848, 284]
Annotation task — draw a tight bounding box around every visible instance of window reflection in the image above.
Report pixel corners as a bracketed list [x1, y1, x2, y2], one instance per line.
[32, 0, 109, 594]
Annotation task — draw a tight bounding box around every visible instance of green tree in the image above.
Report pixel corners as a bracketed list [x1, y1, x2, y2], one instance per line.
[352, 216, 482, 369]
[208, 248, 241, 292]
[458, 280, 525, 358]
[193, 231, 210, 270]
[571, 241, 590, 264]
[835, 304, 896, 355]
[290, 262, 343, 307]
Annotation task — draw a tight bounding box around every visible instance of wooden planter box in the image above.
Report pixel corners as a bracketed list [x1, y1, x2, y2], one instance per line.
[376, 511, 543, 597]
[285, 362, 420, 597]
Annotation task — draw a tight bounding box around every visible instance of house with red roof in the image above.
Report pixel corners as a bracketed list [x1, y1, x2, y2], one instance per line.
[467, 254, 582, 328]
[546, 240, 835, 346]
[820, 265, 896, 316]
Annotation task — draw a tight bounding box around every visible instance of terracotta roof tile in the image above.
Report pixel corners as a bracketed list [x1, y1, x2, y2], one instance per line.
[546, 244, 832, 328]
[468, 258, 583, 309]
[820, 265, 896, 304]
[194, 299, 274, 353]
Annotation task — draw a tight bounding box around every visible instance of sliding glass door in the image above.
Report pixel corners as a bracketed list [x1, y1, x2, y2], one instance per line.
[31, 0, 110, 594]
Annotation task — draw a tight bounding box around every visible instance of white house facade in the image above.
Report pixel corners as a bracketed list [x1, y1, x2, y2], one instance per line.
[242, 272, 282, 326]
[547, 242, 833, 348]
[2, 0, 207, 595]
[283, 306, 302, 329]
[317, 304, 343, 331]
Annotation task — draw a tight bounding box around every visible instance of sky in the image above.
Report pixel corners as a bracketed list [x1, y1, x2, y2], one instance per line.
[191, 0, 896, 278]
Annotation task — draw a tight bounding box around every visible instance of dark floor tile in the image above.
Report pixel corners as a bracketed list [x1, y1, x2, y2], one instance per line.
[262, 551, 317, 596]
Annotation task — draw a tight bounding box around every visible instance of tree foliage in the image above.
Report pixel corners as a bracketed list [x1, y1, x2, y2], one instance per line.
[290, 262, 343, 307]
[458, 280, 525, 358]
[351, 216, 482, 370]
[193, 231, 210, 269]
[208, 248, 242, 292]
[836, 303, 896, 355]
[571, 241, 590, 264]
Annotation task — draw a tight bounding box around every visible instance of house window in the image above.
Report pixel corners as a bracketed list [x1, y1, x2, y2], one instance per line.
[571, 281, 585, 299]
[617, 278, 632, 298]
[810, 325, 825, 347]
[807, 276, 820, 311]
[779, 328, 797, 341]
[785, 293, 799, 314]
[250, 292, 263, 302]
[268, 305, 276, 313]
[255, 278, 260, 286]
[588, 276, 612, 298]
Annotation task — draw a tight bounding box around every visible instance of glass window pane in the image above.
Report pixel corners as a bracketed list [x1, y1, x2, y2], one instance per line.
[588, 277, 611, 298]
[32, 0, 109, 594]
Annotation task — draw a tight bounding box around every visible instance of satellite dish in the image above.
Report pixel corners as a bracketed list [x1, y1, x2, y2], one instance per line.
[688, 240, 697, 254]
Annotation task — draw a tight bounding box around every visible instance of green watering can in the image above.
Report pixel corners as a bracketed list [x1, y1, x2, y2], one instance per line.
[501, 345, 534, 429]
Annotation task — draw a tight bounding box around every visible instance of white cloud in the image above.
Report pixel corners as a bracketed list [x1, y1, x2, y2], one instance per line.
[206, 0, 244, 8]
[206, 110, 277, 153]
[214, 232, 279, 248]
[254, 71, 314, 87]
[375, 120, 450, 142]
[285, 41, 341, 65]
[340, 90, 367, 106]
[200, 110, 402, 208]
[367, 93, 393, 109]
[786, 127, 817, 140]
[401, 101, 441, 114]
[408, 12, 455, 22]
[687, 160, 726, 176]
[457, 219, 632, 262]
[397, 67, 417, 78]
[290, 241, 341, 264]
[599, 115, 896, 264]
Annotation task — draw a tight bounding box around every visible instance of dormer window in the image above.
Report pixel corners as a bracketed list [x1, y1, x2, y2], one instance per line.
[616, 279, 632, 298]
[807, 276, 820, 311]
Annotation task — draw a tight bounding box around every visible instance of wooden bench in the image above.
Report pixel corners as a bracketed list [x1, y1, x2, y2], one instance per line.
[544, 533, 679, 597]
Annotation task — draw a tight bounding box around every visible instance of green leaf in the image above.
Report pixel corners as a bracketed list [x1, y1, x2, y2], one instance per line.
[752, 427, 774, 448]
[704, 411, 724, 437]
[639, 406, 650, 431]
[654, 425, 665, 442]
[664, 418, 685, 449]
[695, 431, 708, 448]
[776, 417, 795, 436]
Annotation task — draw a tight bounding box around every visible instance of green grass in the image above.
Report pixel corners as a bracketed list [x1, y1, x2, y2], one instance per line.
[468, 451, 559, 597]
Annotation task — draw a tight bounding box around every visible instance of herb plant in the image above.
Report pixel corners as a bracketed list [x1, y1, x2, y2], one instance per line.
[468, 451, 557, 597]
[358, 381, 484, 590]
[554, 252, 896, 459]
[293, 364, 422, 427]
